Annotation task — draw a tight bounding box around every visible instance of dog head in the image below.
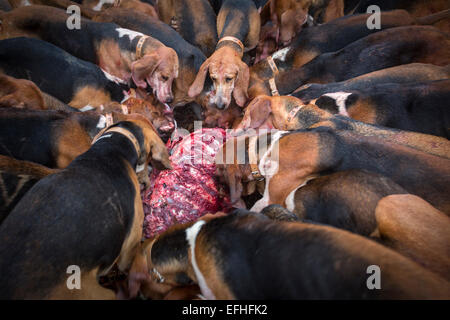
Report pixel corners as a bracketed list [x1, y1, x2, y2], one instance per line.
[215, 135, 256, 208]
[237, 95, 331, 131]
[131, 46, 179, 104]
[278, 1, 309, 46]
[122, 97, 175, 140]
[188, 46, 249, 109]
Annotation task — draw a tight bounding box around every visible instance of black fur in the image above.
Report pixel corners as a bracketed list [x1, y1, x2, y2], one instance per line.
[0, 121, 144, 299]
[0, 37, 125, 104]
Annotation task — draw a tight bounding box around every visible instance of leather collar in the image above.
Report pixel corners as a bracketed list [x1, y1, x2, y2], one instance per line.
[136, 36, 148, 60]
[248, 135, 264, 181]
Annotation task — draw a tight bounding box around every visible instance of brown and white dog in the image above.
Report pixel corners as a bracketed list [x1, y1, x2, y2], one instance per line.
[237, 94, 450, 159]
[0, 5, 179, 104]
[217, 126, 450, 213]
[127, 211, 449, 299]
[188, 0, 260, 110]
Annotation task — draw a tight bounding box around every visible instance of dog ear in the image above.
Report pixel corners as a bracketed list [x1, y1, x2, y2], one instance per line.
[147, 129, 172, 170]
[131, 53, 161, 89]
[228, 165, 244, 206]
[128, 243, 151, 299]
[188, 58, 211, 98]
[233, 60, 250, 107]
[249, 96, 272, 128]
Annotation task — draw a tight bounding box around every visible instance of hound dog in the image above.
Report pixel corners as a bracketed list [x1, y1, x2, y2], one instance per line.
[0, 108, 168, 185]
[217, 126, 450, 213]
[93, 6, 208, 108]
[188, 0, 261, 110]
[0, 118, 171, 299]
[250, 8, 450, 89]
[0, 5, 179, 104]
[248, 25, 450, 98]
[237, 95, 450, 159]
[127, 212, 449, 299]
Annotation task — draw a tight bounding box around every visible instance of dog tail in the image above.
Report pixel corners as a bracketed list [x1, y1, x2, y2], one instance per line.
[417, 9, 450, 25]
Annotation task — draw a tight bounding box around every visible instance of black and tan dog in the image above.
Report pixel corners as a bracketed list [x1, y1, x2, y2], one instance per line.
[0, 155, 57, 223]
[188, 0, 261, 110]
[0, 119, 171, 299]
[311, 80, 450, 138]
[217, 126, 450, 214]
[92, 6, 208, 108]
[285, 170, 408, 236]
[292, 63, 450, 102]
[353, 0, 450, 33]
[237, 95, 450, 159]
[127, 212, 449, 299]
[251, 8, 450, 84]
[0, 5, 179, 104]
[249, 25, 450, 98]
[0, 108, 168, 177]
[157, 0, 218, 57]
[0, 37, 127, 109]
[248, 80, 450, 139]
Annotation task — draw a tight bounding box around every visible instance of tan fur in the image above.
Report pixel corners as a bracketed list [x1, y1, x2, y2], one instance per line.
[0, 74, 45, 110]
[46, 268, 116, 300]
[376, 194, 450, 280]
[194, 230, 235, 299]
[55, 121, 92, 168]
[69, 86, 113, 109]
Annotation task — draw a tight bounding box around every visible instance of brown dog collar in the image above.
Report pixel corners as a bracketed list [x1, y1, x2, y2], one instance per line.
[268, 78, 280, 96]
[266, 56, 279, 76]
[136, 36, 148, 60]
[286, 105, 304, 123]
[248, 136, 265, 181]
[217, 36, 244, 55]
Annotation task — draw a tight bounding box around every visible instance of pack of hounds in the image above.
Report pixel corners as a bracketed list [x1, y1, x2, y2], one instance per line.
[0, 0, 449, 300]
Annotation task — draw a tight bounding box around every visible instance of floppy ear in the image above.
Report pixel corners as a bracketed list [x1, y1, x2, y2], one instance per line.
[188, 58, 211, 98]
[248, 96, 272, 128]
[233, 60, 250, 107]
[128, 244, 150, 299]
[228, 165, 244, 206]
[131, 53, 161, 89]
[147, 130, 172, 170]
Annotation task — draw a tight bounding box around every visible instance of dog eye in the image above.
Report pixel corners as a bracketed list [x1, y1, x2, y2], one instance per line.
[161, 76, 169, 81]
[226, 77, 233, 83]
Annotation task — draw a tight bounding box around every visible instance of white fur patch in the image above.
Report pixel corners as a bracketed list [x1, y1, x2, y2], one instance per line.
[80, 105, 95, 112]
[323, 92, 352, 117]
[136, 164, 145, 173]
[186, 220, 216, 300]
[21, 0, 31, 5]
[96, 115, 107, 129]
[271, 47, 290, 62]
[101, 69, 128, 85]
[250, 131, 288, 212]
[116, 28, 145, 41]
[93, 0, 115, 11]
[284, 176, 317, 212]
